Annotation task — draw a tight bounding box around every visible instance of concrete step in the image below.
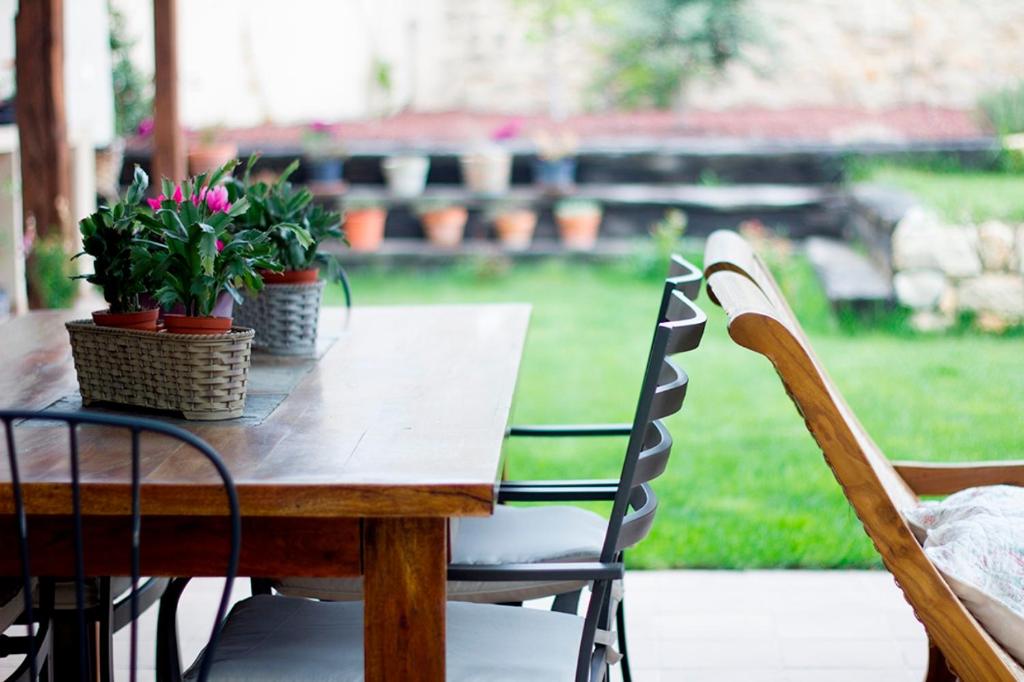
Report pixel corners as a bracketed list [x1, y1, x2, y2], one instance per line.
[805, 237, 893, 305]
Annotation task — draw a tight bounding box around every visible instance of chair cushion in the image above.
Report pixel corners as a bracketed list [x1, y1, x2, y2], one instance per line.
[0, 578, 25, 631]
[184, 596, 583, 681]
[904, 485, 1024, 665]
[275, 505, 607, 603]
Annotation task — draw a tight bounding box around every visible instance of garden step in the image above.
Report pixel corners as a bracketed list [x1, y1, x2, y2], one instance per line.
[805, 237, 893, 305]
[325, 183, 848, 240]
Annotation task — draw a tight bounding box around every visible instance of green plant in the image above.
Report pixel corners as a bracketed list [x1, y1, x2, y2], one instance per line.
[109, 2, 152, 137]
[136, 162, 306, 317]
[597, 0, 755, 109]
[27, 236, 77, 309]
[630, 208, 688, 279]
[554, 198, 602, 216]
[73, 166, 153, 313]
[300, 122, 346, 158]
[229, 157, 342, 279]
[979, 80, 1024, 136]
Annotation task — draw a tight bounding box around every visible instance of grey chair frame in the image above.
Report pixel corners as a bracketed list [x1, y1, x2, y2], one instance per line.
[0, 410, 240, 682]
[450, 285, 707, 681]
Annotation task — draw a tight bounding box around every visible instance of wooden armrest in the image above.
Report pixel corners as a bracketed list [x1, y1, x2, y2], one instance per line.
[508, 424, 632, 438]
[893, 460, 1024, 496]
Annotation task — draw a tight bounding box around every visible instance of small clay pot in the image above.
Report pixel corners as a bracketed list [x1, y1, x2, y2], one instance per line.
[493, 210, 537, 251]
[188, 143, 239, 176]
[556, 211, 602, 250]
[163, 315, 233, 335]
[421, 207, 468, 248]
[345, 208, 387, 252]
[92, 308, 160, 332]
[259, 268, 320, 285]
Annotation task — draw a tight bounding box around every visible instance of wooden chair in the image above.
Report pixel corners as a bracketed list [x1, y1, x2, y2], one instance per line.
[0, 410, 240, 682]
[704, 229, 1024, 682]
[181, 284, 707, 681]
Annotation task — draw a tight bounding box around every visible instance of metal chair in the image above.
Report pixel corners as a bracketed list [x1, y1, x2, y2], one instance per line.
[269, 255, 703, 679]
[0, 411, 240, 682]
[183, 278, 706, 681]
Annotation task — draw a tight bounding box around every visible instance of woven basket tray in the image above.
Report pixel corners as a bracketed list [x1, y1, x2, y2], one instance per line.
[65, 321, 255, 421]
[233, 281, 324, 356]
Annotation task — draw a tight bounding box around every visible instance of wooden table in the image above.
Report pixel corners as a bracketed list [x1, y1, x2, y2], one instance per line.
[0, 304, 530, 681]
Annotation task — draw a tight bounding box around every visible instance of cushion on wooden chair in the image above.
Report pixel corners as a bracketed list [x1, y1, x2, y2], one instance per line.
[184, 596, 583, 681]
[275, 504, 607, 603]
[905, 485, 1024, 665]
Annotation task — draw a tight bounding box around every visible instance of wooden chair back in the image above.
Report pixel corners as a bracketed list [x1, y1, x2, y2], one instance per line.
[704, 230, 1022, 682]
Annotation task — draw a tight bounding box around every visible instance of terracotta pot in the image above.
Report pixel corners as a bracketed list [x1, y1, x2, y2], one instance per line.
[421, 207, 468, 248]
[92, 308, 160, 332]
[188, 142, 239, 176]
[556, 211, 602, 250]
[345, 208, 387, 252]
[259, 268, 320, 285]
[494, 210, 537, 251]
[163, 314, 233, 335]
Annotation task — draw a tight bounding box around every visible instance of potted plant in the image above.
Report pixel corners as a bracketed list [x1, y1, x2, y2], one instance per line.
[532, 127, 578, 194]
[459, 121, 518, 195]
[416, 199, 468, 248]
[136, 162, 282, 334]
[229, 157, 343, 355]
[554, 199, 602, 250]
[188, 126, 238, 176]
[490, 202, 537, 251]
[343, 198, 388, 252]
[301, 121, 346, 184]
[74, 165, 160, 330]
[382, 153, 430, 198]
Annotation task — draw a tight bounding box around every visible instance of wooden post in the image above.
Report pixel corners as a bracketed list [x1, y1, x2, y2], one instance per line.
[15, 0, 72, 308]
[152, 0, 185, 183]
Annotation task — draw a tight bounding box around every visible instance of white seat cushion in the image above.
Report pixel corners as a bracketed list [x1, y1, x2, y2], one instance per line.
[903, 485, 1024, 665]
[184, 596, 583, 681]
[275, 504, 607, 603]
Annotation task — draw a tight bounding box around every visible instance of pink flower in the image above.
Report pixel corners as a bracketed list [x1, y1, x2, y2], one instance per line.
[216, 239, 225, 252]
[147, 194, 167, 210]
[192, 186, 208, 207]
[205, 186, 231, 213]
[491, 119, 522, 141]
[137, 118, 154, 137]
[172, 185, 184, 203]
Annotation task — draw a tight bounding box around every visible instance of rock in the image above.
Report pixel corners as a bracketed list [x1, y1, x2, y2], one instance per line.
[910, 310, 954, 333]
[977, 220, 1015, 271]
[893, 270, 948, 309]
[957, 274, 1024, 321]
[891, 208, 981, 278]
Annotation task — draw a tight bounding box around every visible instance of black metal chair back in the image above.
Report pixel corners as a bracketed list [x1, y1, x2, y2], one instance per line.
[0, 410, 240, 682]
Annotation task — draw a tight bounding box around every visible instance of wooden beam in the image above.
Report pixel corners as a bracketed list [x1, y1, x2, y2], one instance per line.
[14, 0, 71, 243]
[152, 0, 185, 183]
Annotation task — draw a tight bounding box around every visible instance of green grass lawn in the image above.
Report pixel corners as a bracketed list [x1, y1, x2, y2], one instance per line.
[324, 258, 1024, 569]
[854, 163, 1024, 223]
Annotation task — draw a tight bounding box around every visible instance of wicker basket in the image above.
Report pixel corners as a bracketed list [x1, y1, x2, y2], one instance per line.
[233, 281, 324, 356]
[65, 321, 255, 421]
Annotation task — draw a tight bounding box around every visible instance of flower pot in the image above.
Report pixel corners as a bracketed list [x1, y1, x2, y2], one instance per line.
[234, 280, 325, 356]
[421, 207, 468, 248]
[259, 268, 320, 285]
[188, 142, 239, 176]
[305, 157, 344, 183]
[532, 157, 576, 194]
[382, 155, 430, 198]
[164, 314, 234, 335]
[144, 291, 235, 320]
[556, 211, 602, 250]
[494, 210, 537, 251]
[460, 150, 512, 195]
[91, 308, 160, 332]
[345, 208, 387, 252]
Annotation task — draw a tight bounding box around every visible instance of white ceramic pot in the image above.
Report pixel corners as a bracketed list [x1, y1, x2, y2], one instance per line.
[460, 149, 512, 195]
[382, 155, 430, 198]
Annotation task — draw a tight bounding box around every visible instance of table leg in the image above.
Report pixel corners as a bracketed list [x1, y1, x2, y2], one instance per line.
[363, 517, 447, 681]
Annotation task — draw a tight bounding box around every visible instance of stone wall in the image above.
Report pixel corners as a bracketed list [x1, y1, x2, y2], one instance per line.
[892, 209, 1024, 332]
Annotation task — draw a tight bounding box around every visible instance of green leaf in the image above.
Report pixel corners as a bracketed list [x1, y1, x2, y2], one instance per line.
[198, 224, 218, 276]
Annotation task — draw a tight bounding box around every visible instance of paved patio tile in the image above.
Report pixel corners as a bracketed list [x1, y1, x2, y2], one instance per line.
[3, 569, 928, 679]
